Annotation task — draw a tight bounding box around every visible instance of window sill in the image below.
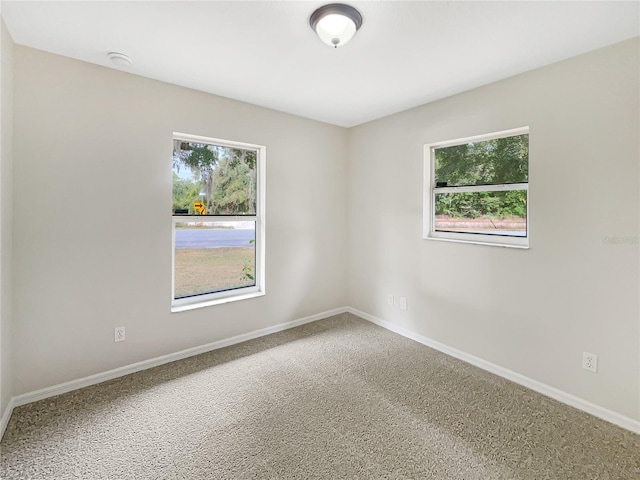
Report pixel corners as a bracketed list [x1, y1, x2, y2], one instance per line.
[171, 290, 265, 313]
[423, 235, 529, 249]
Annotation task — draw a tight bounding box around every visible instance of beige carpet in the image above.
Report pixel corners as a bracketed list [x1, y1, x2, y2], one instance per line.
[1, 313, 639, 479]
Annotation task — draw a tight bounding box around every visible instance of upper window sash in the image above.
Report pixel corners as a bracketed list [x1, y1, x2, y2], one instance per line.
[433, 128, 528, 188]
[173, 135, 259, 217]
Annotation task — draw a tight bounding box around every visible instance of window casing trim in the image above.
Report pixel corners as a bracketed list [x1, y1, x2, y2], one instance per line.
[173, 132, 262, 153]
[171, 133, 266, 312]
[423, 127, 529, 248]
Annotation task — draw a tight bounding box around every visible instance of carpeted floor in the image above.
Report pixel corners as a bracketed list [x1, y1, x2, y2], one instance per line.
[1, 313, 639, 479]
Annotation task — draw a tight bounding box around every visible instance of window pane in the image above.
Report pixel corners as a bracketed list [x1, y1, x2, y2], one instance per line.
[435, 190, 527, 237]
[174, 221, 256, 299]
[434, 134, 528, 187]
[172, 140, 257, 215]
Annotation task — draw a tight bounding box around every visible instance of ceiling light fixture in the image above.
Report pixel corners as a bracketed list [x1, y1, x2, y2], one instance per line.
[310, 3, 362, 48]
[107, 52, 133, 68]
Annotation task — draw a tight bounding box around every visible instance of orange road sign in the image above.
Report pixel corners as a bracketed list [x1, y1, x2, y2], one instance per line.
[193, 202, 206, 215]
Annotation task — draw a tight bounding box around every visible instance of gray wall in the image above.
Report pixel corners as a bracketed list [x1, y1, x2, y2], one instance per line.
[11, 46, 349, 395]
[0, 18, 14, 419]
[347, 38, 639, 421]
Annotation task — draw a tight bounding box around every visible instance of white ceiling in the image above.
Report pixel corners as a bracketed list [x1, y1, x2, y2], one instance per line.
[2, 1, 639, 127]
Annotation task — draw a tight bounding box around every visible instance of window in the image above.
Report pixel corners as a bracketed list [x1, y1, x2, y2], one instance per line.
[423, 127, 529, 248]
[172, 133, 265, 311]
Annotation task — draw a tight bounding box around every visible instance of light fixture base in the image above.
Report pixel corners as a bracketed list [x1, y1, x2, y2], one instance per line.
[310, 3, 363, 48]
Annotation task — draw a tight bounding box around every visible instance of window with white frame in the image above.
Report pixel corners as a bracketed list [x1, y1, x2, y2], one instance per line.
[172, 133, 265, 311]
[423, 127, 529, 248]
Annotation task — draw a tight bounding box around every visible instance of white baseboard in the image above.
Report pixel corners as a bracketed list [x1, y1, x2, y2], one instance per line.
[347, 307, 640, 435]
[0, 307, 348, 440]
[3, 305, 638, 440]
[0, 397, 16, 440]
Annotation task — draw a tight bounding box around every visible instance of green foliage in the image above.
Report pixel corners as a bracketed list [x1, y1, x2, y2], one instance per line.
[211, 155, 256, 214]
[434, 134, 528, 218]
[239, 239, 255, 282]
[172, 141, 257, 215]
[174, 144, 220, 175]
[435, 190, 526, 219]
[240, 260, 254, 282]
[435, 134, 528, 186]
[172, 173, 201, 213]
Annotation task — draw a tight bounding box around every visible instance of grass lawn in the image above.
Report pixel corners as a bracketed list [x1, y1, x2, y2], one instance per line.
[174, 247, 255, 298]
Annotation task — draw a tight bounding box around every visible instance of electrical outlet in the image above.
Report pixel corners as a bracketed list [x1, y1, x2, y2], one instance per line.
[388, 294, 395, 306]
[582, 352, 597, 372]
[399, 297, 408, 311]
[114, 326, 126, 343]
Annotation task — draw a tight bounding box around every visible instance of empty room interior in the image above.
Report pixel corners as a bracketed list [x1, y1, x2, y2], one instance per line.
[0, 1, 639, 479]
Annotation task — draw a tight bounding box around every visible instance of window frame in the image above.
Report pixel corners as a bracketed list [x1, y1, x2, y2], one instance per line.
[423, 127, 529, 248]
[171, 133, 266, 312]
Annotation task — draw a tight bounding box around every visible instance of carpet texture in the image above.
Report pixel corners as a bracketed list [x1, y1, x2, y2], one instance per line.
[1, 313, 639, 479]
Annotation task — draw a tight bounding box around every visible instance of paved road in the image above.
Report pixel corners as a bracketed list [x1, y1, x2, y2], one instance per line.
[175, 228, 255, 248]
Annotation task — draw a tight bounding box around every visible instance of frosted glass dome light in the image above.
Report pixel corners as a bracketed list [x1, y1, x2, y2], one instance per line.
[310, 4, 363, 48]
